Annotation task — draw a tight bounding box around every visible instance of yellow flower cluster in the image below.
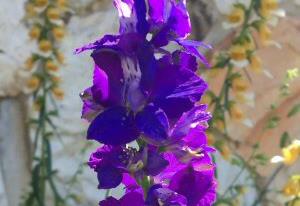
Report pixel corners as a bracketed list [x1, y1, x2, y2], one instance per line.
[271, 140, 300, 165]
[283, 175, 300, 198]
[260, 0, 279, 19]
[24, 0, 67, 102]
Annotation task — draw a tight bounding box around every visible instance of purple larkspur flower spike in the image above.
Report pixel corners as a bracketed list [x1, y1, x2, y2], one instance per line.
[77, 0, 216, 205]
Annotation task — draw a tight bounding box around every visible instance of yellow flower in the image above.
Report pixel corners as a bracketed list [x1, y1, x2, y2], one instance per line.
[56, 51, 65, 64]
[230, 105, 244, 121]
[27, 76, 40, 90]
[56, 0, 68, 7]
[259, 24, 272, 46]
[39, 40, 52, 52]
[35, 0, 48, 7]
[46, 60, 59, 72]
[25, 3, 37, 17]
[206, 132, 215, 145]
[52, 87, 64, 100]
[250, 55, 262, 73]
[29, 26, 41, 40]
[260, 0, 278, 18]
[51, 75, 61, 84]
[47, 8, 60, 20]
[282, 140, 300, 165]
[230, 44, 247, 61]
[232, 77, 248, 93]
[227, 7, 245, 24]
[25, 57, 35, 70]
[283, 175, 300, 197]
[52, 27, 65, 41]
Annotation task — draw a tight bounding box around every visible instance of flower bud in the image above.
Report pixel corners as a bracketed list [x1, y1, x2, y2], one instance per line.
[52, 27, 65, 41]
[39, 40, 52, 52]
[27, 76, 40, 90]
[232, 77, 248, 93]
[29, 26, 41, 39]
[227, 7, 245, 24]
[35, 0, 48, 7]
[46, 60, 59, 72]
[47, 8, 60, 20]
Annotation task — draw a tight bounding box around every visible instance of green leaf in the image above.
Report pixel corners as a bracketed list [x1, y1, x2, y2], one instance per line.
[265, 116, 280, 129]
[287, 103, 300, 118]
[280, 132, 290, 148]
[254, 153, 269, 165]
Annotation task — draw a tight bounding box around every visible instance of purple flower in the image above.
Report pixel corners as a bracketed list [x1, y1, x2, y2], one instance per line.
[76, 0, 217, 205]
[89, 145, 169, 189]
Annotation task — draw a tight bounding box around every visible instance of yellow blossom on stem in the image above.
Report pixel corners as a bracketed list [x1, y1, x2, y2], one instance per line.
[250, 55, 262, 73]
[51, 75, 61, 84]
[52, 27, 65, 41]
[47, 8, 60, 20]
[260, 0, 278, 18]
[29, 26, 41, 40]
[259, 24, 272, 46]
[282, 140, 300, 165]
[35, 0, 48, 7]
[230, 44, 247, 62]
[56, 0, 68, 7]
[283, 175, 300, 197]
[46, 60, 59, 72]
[25, 3, 37, 17]
[25, 57, 35, 70]
[230, 105, 244, 121]
[27, 76, 40, 90]
[232, 77, 248, 93]
[52, 87, 64, 100]
[227, 7, 245, 24]
[39, 40, 52, 52]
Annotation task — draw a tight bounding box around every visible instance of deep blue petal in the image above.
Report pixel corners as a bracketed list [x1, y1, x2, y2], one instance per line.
[87, 106, 139, 145]
[97, 165, 123, 189]
[92, 49, 125, 106]
[145, 151, 169, 176]
[136, 104, 169, 145]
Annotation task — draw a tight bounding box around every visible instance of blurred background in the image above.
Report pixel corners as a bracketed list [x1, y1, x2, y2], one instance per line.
[0, 0, 299, 205]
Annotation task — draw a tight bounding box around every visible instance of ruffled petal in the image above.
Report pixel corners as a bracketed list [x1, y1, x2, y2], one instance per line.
[146, 184, 187, 206]
[87, 106, 139, 145]
[136, 104, 169, 145]
[99, 197, 120, 206]
[113, 0, 148, 35]
[75, 34, 120, 54]
[171, 105, 211, 139]
[148, 0, 191, 45]
[145, 150, 169, 176]
[120, 191, 144, 206]
[169, 166, 217, 206]
[80, 87, 103, 122]
[92, 64, 109, 103]
[96, 165, 123, 189]
[92, 49, 125, 106]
